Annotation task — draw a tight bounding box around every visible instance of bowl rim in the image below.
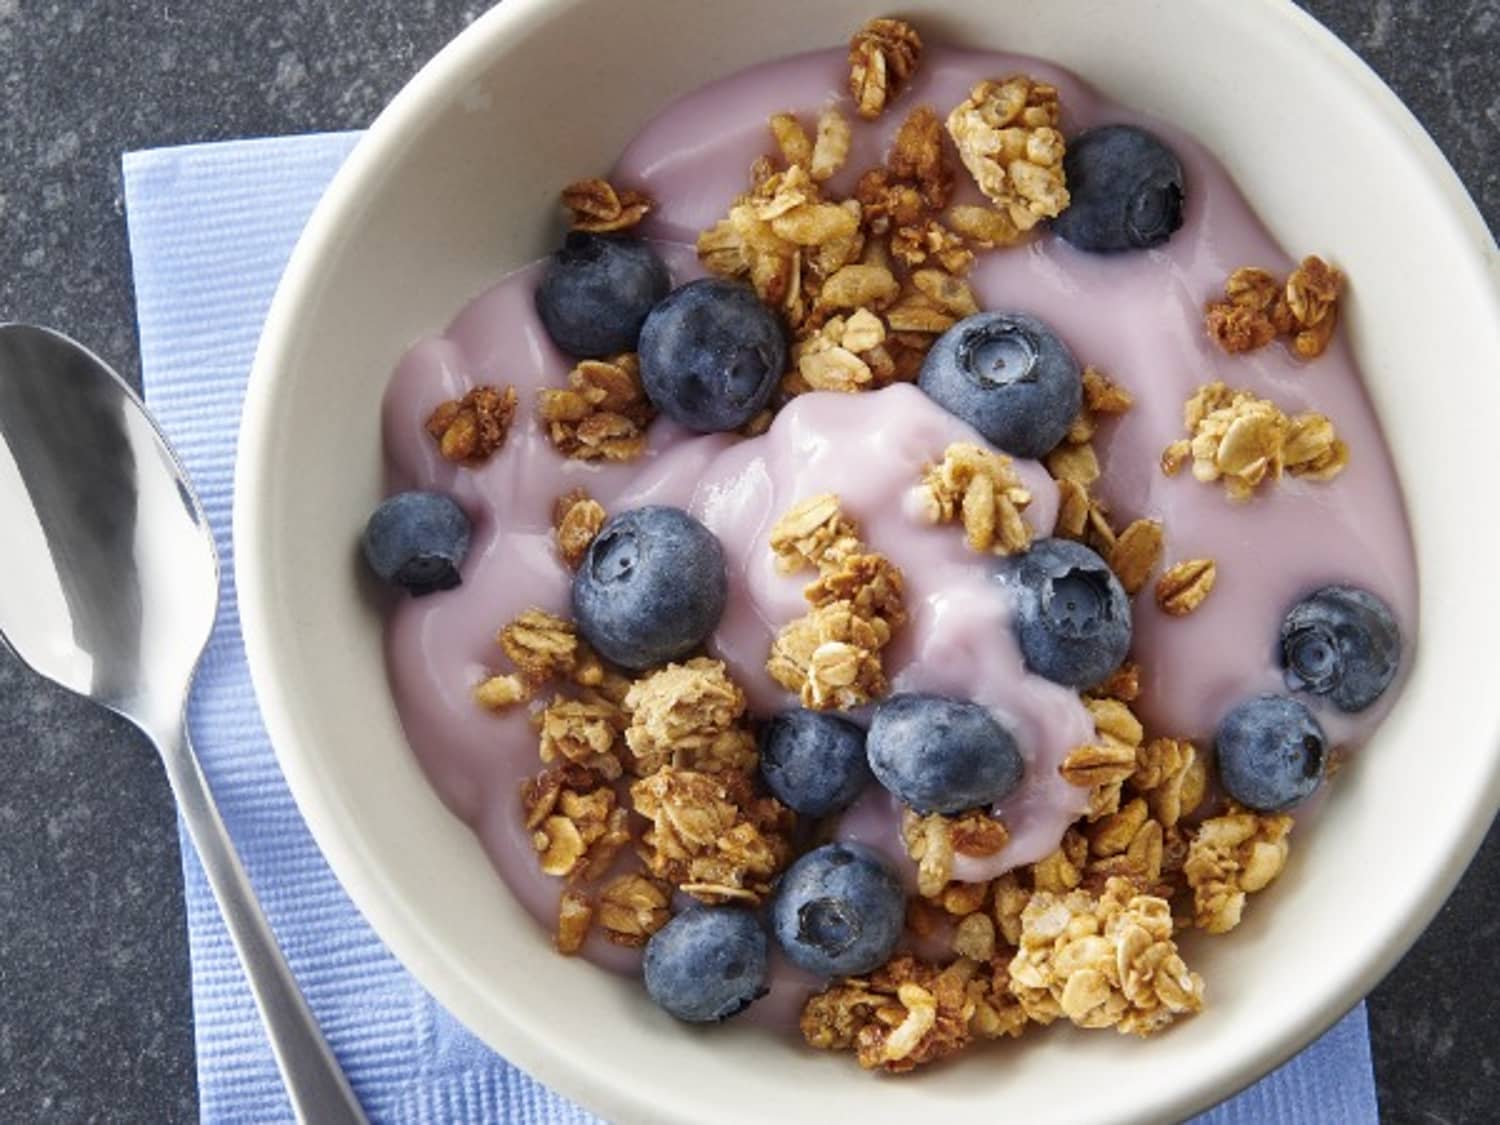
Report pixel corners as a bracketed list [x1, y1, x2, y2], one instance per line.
[235, 0, 1500, 1120]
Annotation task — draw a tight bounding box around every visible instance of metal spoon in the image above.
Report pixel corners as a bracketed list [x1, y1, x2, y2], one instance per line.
[0, 324, 367, 1124]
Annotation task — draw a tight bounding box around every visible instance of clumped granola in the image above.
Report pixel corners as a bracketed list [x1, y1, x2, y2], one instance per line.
[522, 767, 631, 882]
[426, 385, 518, 465]
[538, 694, 627, 780]
[597, 873, 672, 947]
[916, 441, 1034, 556]
[1205, 255, 1343, 360]
[538, 353, 656, 462]
[1062, 696, 1146, 821]
[766, 494, 906, 710]
[1008, 877, 1204, 1035]
[553, 489, 607, 570]
[623, 658, 757, 776]
[945, 77, 1069, 236]
[848, 16, 923, 120]
[630, 766, 794, 904]
[801, 954, 1025, 1071]
[560, 177, 653, 232]
[902, 808, 1010, 897]
[1167, 381, 1348, 499]
[1184, 807, 1292, 934]
[500, 609, 580, 685]
[1155, 558, 1217, 616]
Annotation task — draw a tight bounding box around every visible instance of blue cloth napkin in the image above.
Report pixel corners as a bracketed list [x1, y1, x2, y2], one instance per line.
[120, 133, 1379, 1125]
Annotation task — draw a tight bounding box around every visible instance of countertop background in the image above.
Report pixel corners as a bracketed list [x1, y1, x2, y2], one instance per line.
[0, 1, 1495, 1122]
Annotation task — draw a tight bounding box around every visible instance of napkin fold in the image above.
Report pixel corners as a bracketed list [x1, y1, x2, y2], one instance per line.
[120, 133, 1378, 1125]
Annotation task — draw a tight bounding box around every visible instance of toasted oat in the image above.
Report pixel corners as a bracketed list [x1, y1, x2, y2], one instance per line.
[946, 77, 1068, 234]
[1030, 828, 1087, 895]
[811, 106, 854, 181]
[630, 767, 793, 904]
[474, 673, 530, 711]
[538, 694, 626, 780]
[1008, 876, 1204, 1035]
[560, 178, 653, 232]
[555, 889, 594, 954]
[1064, 697, 1146, 821]
[1045, 439, 1101, 488]
[770, 112, 814, 170]
[552, 489, 607, 570]
[426, 385, 518, 465]
[1173, 381, 1347, 498]
[1108, 519, 1164, 595]
[848, 17, 923, 119]
[499, 609, 579, 685]
[1184, 808, 1292, 933]
[1082, 366, 1134, 415]
[1205, 255, 1343, 359]
[1155, 558, 1217, 616]
[1053, 478, 1090, 539]
[538, 353, 655, 462]
[1090, 661, 1142, 704]
[623, 658, 756, 776]
[597, 873, 671, 947]
[944, 203, 1023, 248]
[794, 309, 892, 393]
[916, 442, 1033, 556]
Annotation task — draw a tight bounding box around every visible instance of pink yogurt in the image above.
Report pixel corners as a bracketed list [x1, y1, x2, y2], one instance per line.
[380, 46, 1417, 1016]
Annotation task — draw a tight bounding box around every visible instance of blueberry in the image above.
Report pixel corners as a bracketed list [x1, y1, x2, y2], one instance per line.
[771, 843, 904, 977]
[1280, 585, 1401, 713]
[758, 710, 871, 817]
[1215, 695, 1328, 812]
[637, 278, 787, 432]
[865, 693, 1025, 814]
[918, 312, 1082, 458]
[643, 906, 769, 1023]
[535, 232, 670, 358]
[1051, 125, 1186, 254]
[571, 505, 727, 670]
[361, 491, 471, 597]
[997, 538, 1132, 689]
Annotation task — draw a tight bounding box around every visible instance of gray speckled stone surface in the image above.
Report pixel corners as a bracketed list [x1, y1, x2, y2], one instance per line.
[0, 2, 1494, 1122]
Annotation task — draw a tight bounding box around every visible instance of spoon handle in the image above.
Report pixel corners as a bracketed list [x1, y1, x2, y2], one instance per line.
[158, 718, 368, 1125]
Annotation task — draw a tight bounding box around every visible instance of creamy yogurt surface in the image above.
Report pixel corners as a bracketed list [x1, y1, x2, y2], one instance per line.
[379, 45, 1417, 1014]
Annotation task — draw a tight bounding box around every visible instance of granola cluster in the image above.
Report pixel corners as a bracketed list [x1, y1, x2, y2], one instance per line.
[802, 954, 1025, 1071]
[1162, 381, 1349, 500]
[1155, 558, 1218, 616]
[552, 489, 607, 570]
[538, 352, 656, 462]
[848, 16, 923, 120]
[945, 77, 1070, 237]
[1049, 367, 1134, 554]
[560, 177, 653, 233]
[1183, 806, 1292, 933]
[1009, 877, 1203, 1035]
[698, 33, 1074, 421]
[505, 618, 795, 949]
[1205, 255, 1343, 359]
[916, 442, 1034, 556]
[765, 494, 906, 709]
[426, 385, 518, 465]
[901, 808, 1009, 897]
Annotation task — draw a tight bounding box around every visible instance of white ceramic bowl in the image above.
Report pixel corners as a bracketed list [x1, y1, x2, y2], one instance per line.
[236, 1, 1500, 1120]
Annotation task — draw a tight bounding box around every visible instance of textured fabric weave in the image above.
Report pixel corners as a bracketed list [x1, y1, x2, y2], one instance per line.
[120, 133, 1376, 1125]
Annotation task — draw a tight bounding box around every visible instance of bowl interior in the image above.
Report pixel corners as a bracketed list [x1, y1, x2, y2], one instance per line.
[237, 0, 1500, 1121]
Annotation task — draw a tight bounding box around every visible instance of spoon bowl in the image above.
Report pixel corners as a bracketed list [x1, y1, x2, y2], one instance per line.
[0, 323, 366, 1124]
[0, 324, 218, 735]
